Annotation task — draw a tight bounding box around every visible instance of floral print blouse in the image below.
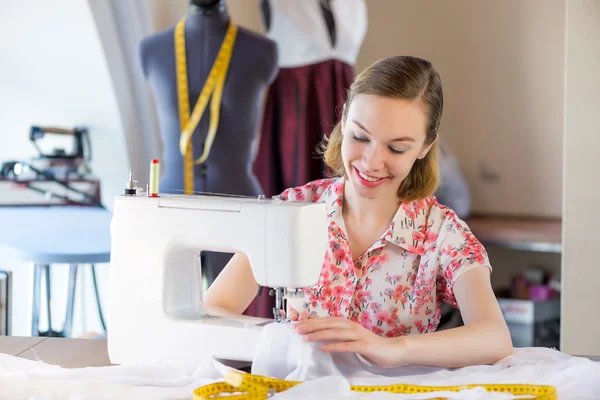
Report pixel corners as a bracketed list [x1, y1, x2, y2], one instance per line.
[280, 177, 492, 338]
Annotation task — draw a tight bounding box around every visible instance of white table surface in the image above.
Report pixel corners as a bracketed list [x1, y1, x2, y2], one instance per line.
[0, 336, 112, 368]
[0, 206, 112, 264]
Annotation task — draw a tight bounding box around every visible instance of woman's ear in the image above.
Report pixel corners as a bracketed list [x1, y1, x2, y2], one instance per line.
[418, 137, 438, 160]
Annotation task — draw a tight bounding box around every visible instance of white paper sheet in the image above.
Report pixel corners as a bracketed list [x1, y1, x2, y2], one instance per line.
[1, 323, 599, 400]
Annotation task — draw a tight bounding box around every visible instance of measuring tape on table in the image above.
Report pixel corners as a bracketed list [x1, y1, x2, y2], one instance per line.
[175, 17, 237, 195]
[193, 369, 558, 399]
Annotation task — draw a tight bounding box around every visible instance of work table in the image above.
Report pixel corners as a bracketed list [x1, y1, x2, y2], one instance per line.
[0, 336, 112, 368]
[0, 336, 598, 369]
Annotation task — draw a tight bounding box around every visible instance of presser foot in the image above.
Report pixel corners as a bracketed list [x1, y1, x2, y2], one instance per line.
[269, 287, 305, 323]
[272, 307, 289, 323]
[269, 287, 287, 323]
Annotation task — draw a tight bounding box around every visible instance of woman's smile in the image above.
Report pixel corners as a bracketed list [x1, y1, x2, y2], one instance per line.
[353, 166, 389, 188]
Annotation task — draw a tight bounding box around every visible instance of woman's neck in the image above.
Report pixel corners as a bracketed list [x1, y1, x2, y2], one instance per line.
[186, 2, 229, 31]
[342, 180, 401, 226]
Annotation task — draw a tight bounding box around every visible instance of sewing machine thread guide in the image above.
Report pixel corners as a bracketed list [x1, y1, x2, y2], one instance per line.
[124, 170, 137, 196]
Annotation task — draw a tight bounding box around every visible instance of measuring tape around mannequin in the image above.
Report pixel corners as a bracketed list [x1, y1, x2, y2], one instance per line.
[192, 369, 558, 399]
[175, 18, 238, 195]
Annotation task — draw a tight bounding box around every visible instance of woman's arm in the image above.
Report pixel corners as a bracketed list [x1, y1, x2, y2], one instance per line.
[202, 253, 259, 316]
[393, 266, 514, 368]
[294, 266, 513, 368]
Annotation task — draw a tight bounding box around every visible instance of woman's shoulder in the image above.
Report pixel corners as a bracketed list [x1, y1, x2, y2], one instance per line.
[404, 196, 474, 234]
[278, 178, 340, 203]
[424, 197, 482, 245]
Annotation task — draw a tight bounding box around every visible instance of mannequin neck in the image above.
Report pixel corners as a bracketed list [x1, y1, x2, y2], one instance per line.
[186, 2, 229, 30]
[188, 0, 228, 20]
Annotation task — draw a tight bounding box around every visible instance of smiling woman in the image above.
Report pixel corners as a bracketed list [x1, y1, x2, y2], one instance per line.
[341, 95, 434, 198]
[203, 55, 513, 369]
[321, 59, 441, 208]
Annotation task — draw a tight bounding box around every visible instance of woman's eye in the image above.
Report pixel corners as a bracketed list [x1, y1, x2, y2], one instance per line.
[352, 135, 368, 143]
[390, 147, 406, 154]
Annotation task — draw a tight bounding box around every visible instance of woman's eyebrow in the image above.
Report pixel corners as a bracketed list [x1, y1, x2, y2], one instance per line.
[352, 120, 415, 142]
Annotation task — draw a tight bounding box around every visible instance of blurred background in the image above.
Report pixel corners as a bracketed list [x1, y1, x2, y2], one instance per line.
[0, 0, 597, 356]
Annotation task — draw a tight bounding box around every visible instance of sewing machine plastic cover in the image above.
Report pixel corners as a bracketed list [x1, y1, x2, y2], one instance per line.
[107, 193, 328, 364]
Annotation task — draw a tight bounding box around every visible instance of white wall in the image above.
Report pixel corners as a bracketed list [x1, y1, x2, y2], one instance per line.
[0, 0, 130, 336]
[561, 0, 600, 356]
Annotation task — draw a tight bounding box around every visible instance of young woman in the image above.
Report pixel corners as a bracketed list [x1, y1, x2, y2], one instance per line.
[204, 55, 513, 369]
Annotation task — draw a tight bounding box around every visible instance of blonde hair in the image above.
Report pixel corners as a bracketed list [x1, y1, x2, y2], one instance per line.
[320, 56, 443, 202]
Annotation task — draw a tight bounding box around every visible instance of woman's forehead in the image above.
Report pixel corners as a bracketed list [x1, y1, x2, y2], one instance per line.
[347, 95, 429, 140]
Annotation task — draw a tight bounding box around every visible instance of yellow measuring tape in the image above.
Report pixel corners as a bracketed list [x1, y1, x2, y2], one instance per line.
[174, 18, 238, 195]
[193, 370, 558, 399]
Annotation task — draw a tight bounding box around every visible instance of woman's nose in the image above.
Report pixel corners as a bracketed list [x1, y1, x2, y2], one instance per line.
[362, 145, 385, 172]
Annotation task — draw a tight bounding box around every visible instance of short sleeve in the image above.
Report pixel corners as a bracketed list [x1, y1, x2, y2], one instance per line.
[437, 215, 492, 308]
[277, 179, 334, 203]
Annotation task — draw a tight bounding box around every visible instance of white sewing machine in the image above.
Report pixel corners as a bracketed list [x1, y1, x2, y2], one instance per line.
[107, 181, 328, 365]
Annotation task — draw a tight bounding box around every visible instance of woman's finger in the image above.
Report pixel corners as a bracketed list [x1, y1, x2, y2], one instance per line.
[294, 316, 351, 334]
[304, 328, 360, 343]
[298, 310, 317, 321]
[287, 306, 299, 321]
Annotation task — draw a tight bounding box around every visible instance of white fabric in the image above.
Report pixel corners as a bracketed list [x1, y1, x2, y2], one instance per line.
[1, 323, 599, 399]
[0, 352, 227, 400]
[252, 323, 600, 399]
[264, 0, 367, 68]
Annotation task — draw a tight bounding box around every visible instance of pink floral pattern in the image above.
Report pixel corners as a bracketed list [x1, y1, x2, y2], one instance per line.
[280, 178, 492, 338]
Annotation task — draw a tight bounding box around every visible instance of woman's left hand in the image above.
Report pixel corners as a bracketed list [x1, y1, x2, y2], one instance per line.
[292, 316, 404, 367]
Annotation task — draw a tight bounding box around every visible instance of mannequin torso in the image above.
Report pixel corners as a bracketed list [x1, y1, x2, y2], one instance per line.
[139, 2, 278, 292]
[139, 4, 278, 195]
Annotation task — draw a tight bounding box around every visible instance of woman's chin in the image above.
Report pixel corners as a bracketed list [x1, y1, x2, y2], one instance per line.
[350, 178, 385, 198]
[349, 175, 400, 201]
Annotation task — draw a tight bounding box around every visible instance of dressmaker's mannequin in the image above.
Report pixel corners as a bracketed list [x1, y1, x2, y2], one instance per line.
[253, 0, 367, 197]
[139, 0, 278, 293]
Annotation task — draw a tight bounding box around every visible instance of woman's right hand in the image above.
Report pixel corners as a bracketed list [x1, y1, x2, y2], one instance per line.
[288, 306, 317, 321]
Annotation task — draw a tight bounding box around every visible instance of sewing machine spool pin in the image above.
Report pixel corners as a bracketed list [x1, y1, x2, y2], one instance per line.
[125, 170, 137, 196]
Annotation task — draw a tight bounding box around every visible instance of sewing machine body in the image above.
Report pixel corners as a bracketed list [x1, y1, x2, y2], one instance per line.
[107, 193, 327, 365]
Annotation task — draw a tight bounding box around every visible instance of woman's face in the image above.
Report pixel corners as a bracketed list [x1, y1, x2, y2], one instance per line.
[341, 94, 434, 202]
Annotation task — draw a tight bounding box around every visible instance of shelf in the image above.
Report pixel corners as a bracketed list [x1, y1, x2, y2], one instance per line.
[465, 215, 562, 253]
